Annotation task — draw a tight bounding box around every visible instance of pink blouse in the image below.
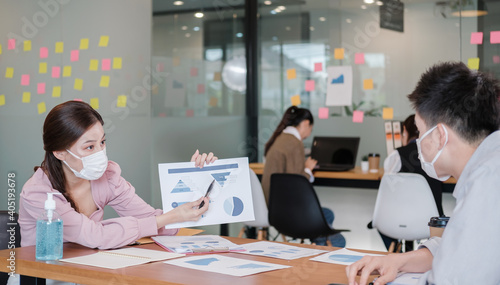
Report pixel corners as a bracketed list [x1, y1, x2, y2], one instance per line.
[19, 161, 178, 249]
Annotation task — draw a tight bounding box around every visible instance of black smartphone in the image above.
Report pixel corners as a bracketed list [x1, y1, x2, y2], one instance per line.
[198, 179, 215, 209]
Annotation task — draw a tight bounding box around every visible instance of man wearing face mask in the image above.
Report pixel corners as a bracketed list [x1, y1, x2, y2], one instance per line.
[345, 62, 500, 285]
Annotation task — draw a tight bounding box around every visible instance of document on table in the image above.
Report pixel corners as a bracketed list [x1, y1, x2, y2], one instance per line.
[163, 254, 291, 277]
[310, 248, 383, 265]
[158, 157, 255, 229]
[152, 235, 244, 254]
[386, 273, 423, 285]
[236, 241, 327, 260]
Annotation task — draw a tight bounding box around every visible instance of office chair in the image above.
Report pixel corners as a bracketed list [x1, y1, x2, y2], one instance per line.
[372, 173, 439, 252]
[268, 173, 349, 246]
[238, 169, 270, 240]
[0, 211, 21, 285]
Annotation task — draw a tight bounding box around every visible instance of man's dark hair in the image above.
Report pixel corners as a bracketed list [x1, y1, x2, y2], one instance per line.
[408, 61, 500, 144]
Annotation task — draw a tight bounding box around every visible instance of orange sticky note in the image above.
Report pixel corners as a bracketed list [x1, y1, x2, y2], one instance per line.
[152, 84, 159, 95]
[22, 92, 31, 103]
[291, 95, 301, 106]
[80, 38, 89, 50]
[62, 66, 72, 77]
[38, 102, 46, 114]
[305, 80, 315, 92]
[39, 62, 47, 74]
[353, 110, 364, 123]
[213, 72, 221, 81]
[287, 68, 296, 80]
[98, 35, 109, 47]
[363, 79, 374, 90]
[55, 42, 64, 53]
[173, 57, 180, 67]
[0, 95, 5, 106]
[112, 57, 122, 69]
[24, 40, 32, 51]
[5, 67, 14, 78]
[318, 107, 329, 119]
[468, 58, 480, 70]
[334, 48, 345, 60]
[209, 97, 218, 107]
[382, 107, 394, 120]
[117, 95, 127, 107]
[99, 75, 110, 87]
[90, 98, 99, 109]
[89, 59, 99, 71]
[74, 78, 83, 91]
[52, 86, 61, 97]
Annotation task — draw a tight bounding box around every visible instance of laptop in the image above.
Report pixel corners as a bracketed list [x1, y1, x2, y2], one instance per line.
[310, 136, 360, 171]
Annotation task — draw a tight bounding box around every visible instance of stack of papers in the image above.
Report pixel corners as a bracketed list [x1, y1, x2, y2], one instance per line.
[152, 235, 244, 254]
[310, 248, 383, 265]
[236, 241, 327, 260]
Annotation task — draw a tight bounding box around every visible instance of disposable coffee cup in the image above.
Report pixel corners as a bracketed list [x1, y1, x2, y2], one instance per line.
[428, 216, 449, 238]
[368, 153, 380, 173]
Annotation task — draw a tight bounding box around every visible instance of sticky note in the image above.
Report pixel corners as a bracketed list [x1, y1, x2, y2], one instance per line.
[90, 98, 99, 109]
[156, 62, 164, 72]
[62, 66, 72, 77]
[101, 59, 111, 71]
[79, 38, 89, 50]
[55, 42, 64, 53]
[70, 50, 79, 61]
[38, 102, 46, 114]
[355, 53, 365, 64]
[98, 35, 109, 47]
[52, 66, 61, 78]
[74, 78, 83, 91]
[5, 67, 14, 78]
[8, 39, 15, 50]
[40, 47, 48, 58]
[117, 95, 127, 107]
[287, 68, 296, 80]
[382, 107, 394, 120]
[152, 84, 159, 95]
[89, 59, 99, 71]
[22, 92, 31, 103]
[353, 110, 364, 123]
[494, 55, 500, 64]
[334, 48, 345, 60]
[186, 109, 194, 117]
[112, 57, 122, 69]
[99, 75, 110, 87]
[209, 97, 218, 107]
[291, 95, 301, 106]
[73, 98, 83, 102]
[24, 40, 31, 51]
[314, 62, 322, 72]
[305, 80, 315, 92]
[0, 95, 5, 106]
[52, 86, 61, 97]
[363, 79, 374, 90]
[318, 107, 329, 119]
[213, 72, 221, 81]
[21, 74, 30, 86]
[39, 62, 47, 74]
[490, 31, 500, 44]
[0, 44, 2, 54]
[197, 84, 205, 94]
[468, 58, 480, 70]
[470, 32, 483, 44]
[37, 83, 46, 94]
[190, 67, 198, 76]
[173, 57, 180, 66]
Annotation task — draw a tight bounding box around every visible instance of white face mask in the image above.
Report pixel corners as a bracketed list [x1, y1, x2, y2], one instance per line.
[416, 125, 451, 181]
[63, 148, 108, 180]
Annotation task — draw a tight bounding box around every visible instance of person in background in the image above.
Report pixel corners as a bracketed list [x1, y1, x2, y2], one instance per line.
[261, 106, 345, 247]
[19, 101, 217, 249]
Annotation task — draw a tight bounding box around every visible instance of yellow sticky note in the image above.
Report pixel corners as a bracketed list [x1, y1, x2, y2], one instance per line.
[363, 79, 374, 90]
[213, 72, 221, 81]
[74, 78, 83, 91]
[287, 68, 296, 80]
[90, 98, 99, 109]
[0, 44, 2, 54]
[0, 95, 5, 106]
[89, 59, 99, 71]
[55, 42, 64, 53]
[79, 38, 89, 50]
[291, 95, 301, 106]
[383, 107, 394, 120]
[5, 67, 14, 78]
[99, 75, 110, 87]
[334, 48, 345, 60]
[98, 35, 109, 47]
[22, 92, 31, 103]
[38, 102, 46, 114]
[112, 57, 122, 69]
[39, 62, 47, 74]
[52, 86, 61, 97]
[62, 66, 72, 77]
[468, 57, 480, 70]
[117, 95, 127, 107]
[24, 40, 32, 51]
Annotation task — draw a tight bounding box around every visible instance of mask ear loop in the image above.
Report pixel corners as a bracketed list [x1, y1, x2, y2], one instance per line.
[430, 124, 448, 164]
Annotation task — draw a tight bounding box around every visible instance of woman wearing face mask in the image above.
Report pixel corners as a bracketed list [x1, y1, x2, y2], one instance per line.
[18, 101, 216, 249]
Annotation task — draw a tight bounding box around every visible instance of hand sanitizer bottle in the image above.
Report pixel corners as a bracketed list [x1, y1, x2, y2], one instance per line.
[36, 192, 63, 260]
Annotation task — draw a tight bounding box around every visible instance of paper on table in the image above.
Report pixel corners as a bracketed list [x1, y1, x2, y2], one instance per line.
[386, 272, 423, 285]
[152, 235, 244, 254]
[237, 241, 327, 260]
[310, 248, 383, 265]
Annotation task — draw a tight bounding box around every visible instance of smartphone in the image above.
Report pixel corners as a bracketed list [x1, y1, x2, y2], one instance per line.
[198, 179, 215, 209]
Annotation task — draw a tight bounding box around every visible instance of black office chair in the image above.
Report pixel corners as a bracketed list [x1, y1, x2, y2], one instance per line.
[268, 173, 349, 246]
[0, 211, 21, 285]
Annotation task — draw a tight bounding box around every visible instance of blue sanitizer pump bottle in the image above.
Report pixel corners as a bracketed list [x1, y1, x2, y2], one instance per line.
[36, 192, 63, 260]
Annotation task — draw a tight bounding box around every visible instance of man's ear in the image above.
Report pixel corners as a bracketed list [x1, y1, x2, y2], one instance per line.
[53, 150, 66, 161]
[437, 123, 449, 150]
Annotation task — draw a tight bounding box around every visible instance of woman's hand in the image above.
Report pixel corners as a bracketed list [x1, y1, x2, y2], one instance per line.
[156, 197, 209, 228]
[305, 156, 318, 171]
[191, 149, 217, 168]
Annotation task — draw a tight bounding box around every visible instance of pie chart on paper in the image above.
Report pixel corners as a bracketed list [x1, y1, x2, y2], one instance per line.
[223, 197, 244, 216]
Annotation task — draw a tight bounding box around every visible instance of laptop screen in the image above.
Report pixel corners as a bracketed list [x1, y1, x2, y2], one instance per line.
[310, 137, 360, 170]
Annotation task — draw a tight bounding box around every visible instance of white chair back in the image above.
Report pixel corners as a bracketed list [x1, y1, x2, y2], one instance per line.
[372, 173, 439, 241]
[244, 169, 270, 228]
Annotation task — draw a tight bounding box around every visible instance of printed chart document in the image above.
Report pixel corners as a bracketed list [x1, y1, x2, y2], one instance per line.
[152, 235, 244, 254]
[158, 157, 254, 229]
[60, 248, 184, 269]
[163, 254, 290, 277]
[310, 248, 383, 266]
[236, 241, 327, 260]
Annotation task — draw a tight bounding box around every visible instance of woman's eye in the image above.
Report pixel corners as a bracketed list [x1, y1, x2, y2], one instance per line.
[101, 139, 106, 145]
[86, 145, 94, 150]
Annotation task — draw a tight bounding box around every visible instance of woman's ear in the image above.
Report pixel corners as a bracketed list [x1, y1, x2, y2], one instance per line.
[53, 150, 66, 161]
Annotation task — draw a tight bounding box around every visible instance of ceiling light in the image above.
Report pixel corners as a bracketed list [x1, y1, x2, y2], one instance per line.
[319, 17, 326, 21]
[264, 1, 272, 5]
[185, 33, 191, 38]
[270, 10, 277, 14]
[310, 26, 315, 31]
[236, 33, 243, 38]
[193, 26, 200, 31]
[277, 6, 286, 10]
[451, 0, 488, 17]
[194, 12, 204, 18]
[364, 0, 375, 4]
[361, 5, 367, 9]
[376, 1, 383, 5]
[173, 1, 184, 6]
[346, 18, 352, 23]
[181, 26, 188, 30]
[285, 26, 291, 31]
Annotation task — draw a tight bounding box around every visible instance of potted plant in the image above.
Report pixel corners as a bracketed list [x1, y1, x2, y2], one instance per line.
[361, 155, 369, 173]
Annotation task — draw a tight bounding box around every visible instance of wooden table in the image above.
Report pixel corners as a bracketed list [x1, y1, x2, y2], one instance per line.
[0, 237, 381, 285]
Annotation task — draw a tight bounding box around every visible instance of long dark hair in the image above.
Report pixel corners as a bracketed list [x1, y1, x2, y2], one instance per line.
[36, 101, 104, 212]
[264, 106, 313, 156]
[403, 114, 419, 142]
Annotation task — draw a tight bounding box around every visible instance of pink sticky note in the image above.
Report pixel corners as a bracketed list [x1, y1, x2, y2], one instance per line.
[186, 109, 194, 117]
[190, 67, 198, 76]
[70, 50, 79, 61]
[197, 84, 205, 94]
[493, 55, 500, 64]
[318, 107, 329, 119]
[8, 39, 15, 50]
[102, 58, 111, 71]
[491, 31, 500, 44]
[52, 66, 61, 78]
[21, 74, 30, 86]
[159, 113, 167, 117]
[355, 53, 365, 64]
[37, 83, 46, 94]
[40, 47, 48, 58]
[305, 80, 315, 92]
[314, 62, 322, 72]
[353, 110, 364, 123]
[470, 32, 483, 45]
[74, 98, 83, 102]
[156, 62, 165, 72]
